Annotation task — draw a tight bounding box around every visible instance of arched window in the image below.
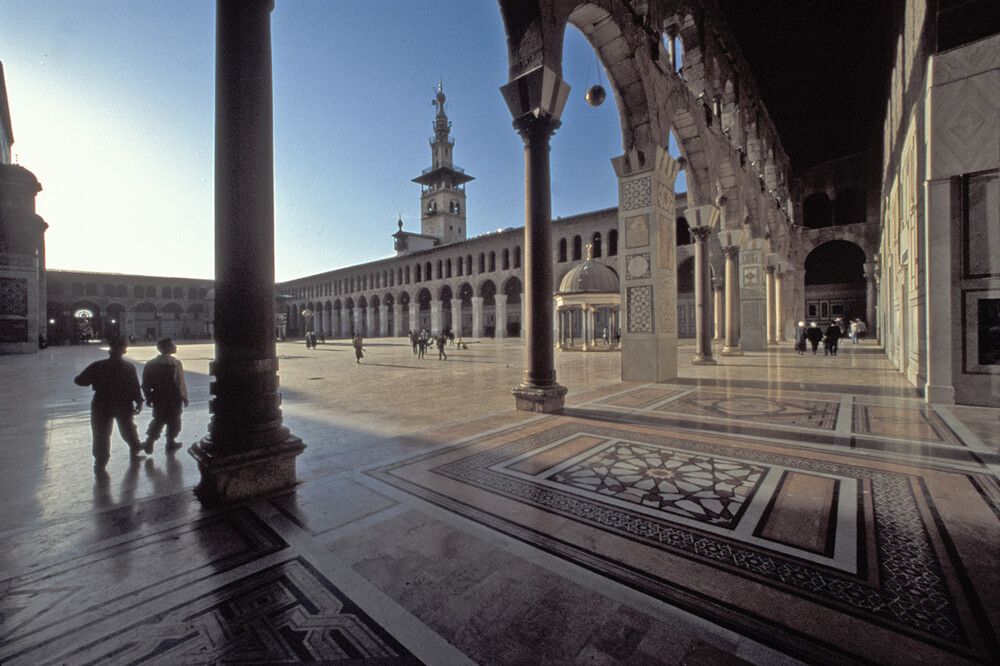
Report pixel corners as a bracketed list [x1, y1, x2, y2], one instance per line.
[558, 238, 568, 263]
[608, 229, 619, 256]
[415, 264, 422, 282]
[803, 192, 833, 229]
[478, 253, 486, 274]
[161, 286, 171, 299]
[592, 232, 602, 258]
[572, 236, 582, 261]
[514, 246, 522, 268]
[502, 248, 510, 270]
[489, 251, 496, 272]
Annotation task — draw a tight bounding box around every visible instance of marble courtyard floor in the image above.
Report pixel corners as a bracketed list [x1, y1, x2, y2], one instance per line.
[1, 338, 998, 665]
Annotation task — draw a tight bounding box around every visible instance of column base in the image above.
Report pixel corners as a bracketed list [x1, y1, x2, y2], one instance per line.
[189, 432, 306, 504]
[924, 383, 956, 405]
[720, 346, 743, 356]
[692, 355, 718, 365]
[512, 384, 568, 413]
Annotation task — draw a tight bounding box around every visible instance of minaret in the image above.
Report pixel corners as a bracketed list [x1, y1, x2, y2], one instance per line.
[411, 82, 473, 245]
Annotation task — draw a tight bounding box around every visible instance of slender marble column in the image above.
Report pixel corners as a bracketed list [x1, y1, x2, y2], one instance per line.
[450, 298, 462, 336]
[379, 305, 388, 337]
[408, 302, 418, 334]
[430, 300, 441, 336]
[494, 294, 507, 339]
[691, 226, 716, 364]
[392, 303, 402, 337]
[712, 277, 725, 340]
[774, 270, 786, 342]
[191, 0, 304, 503]
[765, 265, 776, 344]
[863, 262, 876, 331]
[721, 245, 743, 356]
[471, 297, 483, 338]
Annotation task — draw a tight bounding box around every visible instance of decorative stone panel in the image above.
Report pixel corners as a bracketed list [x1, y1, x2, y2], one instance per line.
[621, 176, 651, 211]
[627, 285, 652, 333]
[0, 278, 28, 316]
[625, 214, 649, 248]
[625, 253, 651, 280]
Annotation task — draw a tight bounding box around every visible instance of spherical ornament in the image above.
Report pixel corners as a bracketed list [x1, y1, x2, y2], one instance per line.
[585, 84, 606, 107]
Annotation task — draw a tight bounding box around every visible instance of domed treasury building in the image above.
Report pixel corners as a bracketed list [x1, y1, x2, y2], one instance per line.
[1, 2, 999, 665]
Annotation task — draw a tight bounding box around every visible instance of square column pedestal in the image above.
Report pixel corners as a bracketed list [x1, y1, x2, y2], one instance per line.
[190, 433, 306, 503]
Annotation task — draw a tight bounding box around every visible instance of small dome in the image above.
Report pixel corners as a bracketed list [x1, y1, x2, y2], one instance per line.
[557, 260, 619, 295]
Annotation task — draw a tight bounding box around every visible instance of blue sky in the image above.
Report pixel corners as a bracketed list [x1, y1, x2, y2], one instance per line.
[4, 1, 680, 282]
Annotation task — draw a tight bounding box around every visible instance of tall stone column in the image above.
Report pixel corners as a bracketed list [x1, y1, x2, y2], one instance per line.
[496, 294, 508, 339]
[501, 66, 570, 412]
[690, 217, 717, 365]
[379, 305, 388, 337]
[430, 299, 441, 336]
[408, 302, 418, 334]
[450, 298, 462, 336]
[765, 264, 776, 344]
[613, 146, 682, 381]
[333, 308, 341, 337]
[712, 277, 725, 341]
[774, 266, 786, 342]
[190, 0, 304, 503]
[471, 297, 483, 338]
[718, 230, 744, 356]
[392, 303, 402, 336]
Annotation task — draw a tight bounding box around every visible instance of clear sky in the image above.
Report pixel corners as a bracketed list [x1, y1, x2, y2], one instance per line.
[4, 1, 680, 282]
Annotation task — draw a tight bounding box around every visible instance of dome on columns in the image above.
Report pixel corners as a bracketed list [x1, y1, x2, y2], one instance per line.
[557, 259, 619, 295]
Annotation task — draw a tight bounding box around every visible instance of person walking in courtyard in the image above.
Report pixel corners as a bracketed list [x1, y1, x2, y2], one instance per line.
[353, 333, 365, 364]
[794, 321, 807, 354]
[74, 338, 145, 473]
[417, 334, 427, 359]
[805, 322, 823, 354]
[436, 333, 448, 360]
[141, 338, 189, 454]
[824, 320, 842, 356]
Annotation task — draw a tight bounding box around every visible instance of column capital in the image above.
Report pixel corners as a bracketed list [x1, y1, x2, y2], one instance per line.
[722, 245, 740, 260]
[765, 264, 776, 275]
[690, 225, 713, 243]
[500, 65, 571, 126]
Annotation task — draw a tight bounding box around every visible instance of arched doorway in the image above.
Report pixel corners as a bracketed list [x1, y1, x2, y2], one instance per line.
[804, 240, 866, 323]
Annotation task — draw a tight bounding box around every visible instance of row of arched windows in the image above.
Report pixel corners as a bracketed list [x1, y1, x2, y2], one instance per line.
[286, 246, 525, 300]
[557, 229, 619, 263]
[50, 282, 209, 300]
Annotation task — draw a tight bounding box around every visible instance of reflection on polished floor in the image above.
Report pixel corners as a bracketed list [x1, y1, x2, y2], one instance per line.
[1, 339, 998, 664]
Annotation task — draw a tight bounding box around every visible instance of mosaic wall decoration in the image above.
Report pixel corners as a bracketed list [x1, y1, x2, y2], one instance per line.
[0, 319, 29, 343]
[627, 285, 653, 334]
[742, 265, 761, 288]
[742, 300, 761, 327]
[625, 215, 649, 249]
[658, 213, 676, 267]
[625, 253, 651, 280]
[0, 277, 28, 316]
[621, 176, 651, 211]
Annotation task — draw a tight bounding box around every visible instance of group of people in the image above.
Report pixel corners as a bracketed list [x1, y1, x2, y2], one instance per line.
[74, 338, 189, 474]
[304, 331, 325, 349]
[795, 318, 867, 356]
[409, 328, 452, 360]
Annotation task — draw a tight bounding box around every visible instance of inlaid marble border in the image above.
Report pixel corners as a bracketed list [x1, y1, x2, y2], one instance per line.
[370, 419, 998, 663]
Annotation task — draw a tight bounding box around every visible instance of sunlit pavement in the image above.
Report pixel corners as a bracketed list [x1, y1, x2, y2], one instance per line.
[2, 338, 998, 664]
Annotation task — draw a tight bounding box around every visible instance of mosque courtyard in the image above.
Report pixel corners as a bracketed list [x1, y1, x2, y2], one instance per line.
[1, 338, 998, 664]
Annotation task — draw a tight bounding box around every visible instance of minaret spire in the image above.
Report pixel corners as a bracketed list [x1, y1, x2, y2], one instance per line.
[411, 81, 474, 245]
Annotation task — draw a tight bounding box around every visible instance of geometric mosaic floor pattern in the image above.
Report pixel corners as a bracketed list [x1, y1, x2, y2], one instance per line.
[370, 416, 1000, 664]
